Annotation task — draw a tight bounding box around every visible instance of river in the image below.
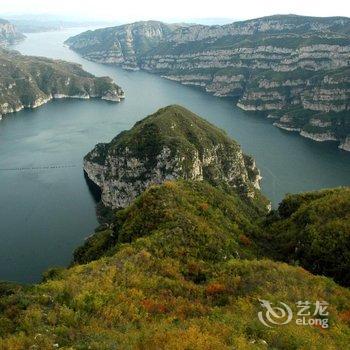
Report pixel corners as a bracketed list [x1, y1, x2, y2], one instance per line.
[1, 28, 349, 283]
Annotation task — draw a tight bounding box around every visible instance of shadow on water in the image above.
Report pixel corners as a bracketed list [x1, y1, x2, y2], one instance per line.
[84, 171, 102, 204]
[84, 171, 114, 225]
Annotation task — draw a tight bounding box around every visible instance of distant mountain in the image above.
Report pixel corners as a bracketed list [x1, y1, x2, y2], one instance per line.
[66, 21, 191, 69]
[7, 18, 115, 33]
[0, 49, 124, 120]
[66, 15, 350, 151]
[0, 18, 25, 45]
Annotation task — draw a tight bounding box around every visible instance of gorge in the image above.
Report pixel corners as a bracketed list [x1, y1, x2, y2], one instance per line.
[0, 18, 349, 349]
[1, 28, 350, 285]
[66, 15, 350, 151]
[0, 1, 349, 346]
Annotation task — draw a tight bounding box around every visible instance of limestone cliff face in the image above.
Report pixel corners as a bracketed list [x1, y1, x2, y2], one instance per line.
[84, 105, 264, 209]
[169, 15, 350, 42]
[0, 19, 25, 46]
[0, 49, 124, 120]
[65, 21, 187, 70]
[66, 15, 350, 151]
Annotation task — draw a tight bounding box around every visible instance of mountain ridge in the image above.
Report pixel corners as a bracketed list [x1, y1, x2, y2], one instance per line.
[0, 49, 125, 120]
[83, 105, 267, 209]
[66, 14, 350, 151]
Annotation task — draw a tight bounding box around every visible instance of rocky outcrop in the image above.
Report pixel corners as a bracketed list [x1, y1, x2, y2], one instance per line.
[0, 49, 124, 119]
[0, 19, 25, 46]
[299, 130, 338, 142]
[339, 136, 350, 151]
[84, 105, 265, 209]
[66, 15, 350, 151]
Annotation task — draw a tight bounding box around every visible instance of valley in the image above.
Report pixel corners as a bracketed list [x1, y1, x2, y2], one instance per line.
[0, 10, 349, 348]
[0, 28, 349, 283]
[66, 15, 350, 150]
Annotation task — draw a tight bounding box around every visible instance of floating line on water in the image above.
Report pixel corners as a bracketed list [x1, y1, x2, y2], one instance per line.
[0, 164, 78, 172]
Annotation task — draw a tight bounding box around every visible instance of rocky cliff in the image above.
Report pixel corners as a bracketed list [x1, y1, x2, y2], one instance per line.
[0, 18, 25, 46]
[84, 105, 266, 209]
[66, 15, 350, 150]
[0, 49, 125, 120]
[65, 21, 188, 70]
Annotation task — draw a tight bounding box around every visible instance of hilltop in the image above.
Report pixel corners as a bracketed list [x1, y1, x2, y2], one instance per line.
[83, 105, 267, 209]
[82, 105, 350, 287]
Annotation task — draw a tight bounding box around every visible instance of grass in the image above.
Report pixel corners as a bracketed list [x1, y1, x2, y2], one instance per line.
[1, 181, 350, 349]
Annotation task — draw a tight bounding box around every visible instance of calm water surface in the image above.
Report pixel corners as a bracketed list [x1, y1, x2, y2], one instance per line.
[1, 28, 349, 283]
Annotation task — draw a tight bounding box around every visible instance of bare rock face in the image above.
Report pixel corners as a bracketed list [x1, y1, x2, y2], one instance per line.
[84, 105, 264, 209]
[0, 19, 25, 46]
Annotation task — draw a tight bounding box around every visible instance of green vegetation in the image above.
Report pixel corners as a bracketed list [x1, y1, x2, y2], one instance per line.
[0, 49, 123, 118]
[1, 103, 350, 348]
[85, 105, 268, 209]
[74, 180, 264, 264]
[261, 188, 350, 286]
[1, 181, 350, 349]
[91, 104, 242, 165]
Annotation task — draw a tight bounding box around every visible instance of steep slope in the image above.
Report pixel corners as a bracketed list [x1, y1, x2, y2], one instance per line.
[0, 19, 25, 46]
[83, 105, 266, 209]
[65, 21, 188, 70]
[261, 187, 350, 286]
[1, 181, 350, 349]
[0, 49, 124, 119]
[66, 15, 350, 150]
[73, 180, 265, 264]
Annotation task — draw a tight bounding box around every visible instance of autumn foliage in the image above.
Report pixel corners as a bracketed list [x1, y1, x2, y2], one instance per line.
[1, 182, 350, 349]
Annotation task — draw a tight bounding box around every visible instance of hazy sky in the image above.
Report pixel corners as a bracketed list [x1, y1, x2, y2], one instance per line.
[1, 0, 349, 22]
